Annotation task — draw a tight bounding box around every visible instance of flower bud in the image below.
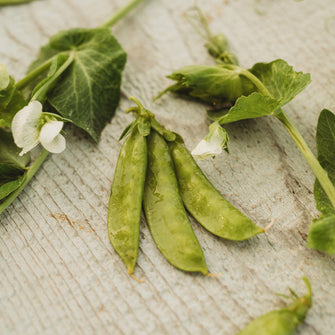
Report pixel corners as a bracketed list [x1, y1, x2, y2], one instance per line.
[163, 64, 255, 105]
[206, 34, 239, 65]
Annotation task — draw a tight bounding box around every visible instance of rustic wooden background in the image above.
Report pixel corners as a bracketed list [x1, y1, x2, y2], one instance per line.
[1, 0, 335, 334]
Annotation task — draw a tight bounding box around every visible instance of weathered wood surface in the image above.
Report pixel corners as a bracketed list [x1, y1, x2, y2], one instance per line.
[1, 0, 335, 334]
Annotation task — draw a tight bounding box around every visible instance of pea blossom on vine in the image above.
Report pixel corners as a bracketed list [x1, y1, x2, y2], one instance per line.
[11, 100, 66, 155]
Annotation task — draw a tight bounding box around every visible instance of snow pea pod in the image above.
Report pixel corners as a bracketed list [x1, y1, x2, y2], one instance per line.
[143, 130, 208, 274]
[237, 277, 312, 335]
[107, 125, 147, 274]
[168, 141, 264, 241]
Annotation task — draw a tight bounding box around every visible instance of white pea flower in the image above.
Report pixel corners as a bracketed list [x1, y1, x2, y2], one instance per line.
[11, 100, 66, 156]
[191, 121, 230, 160]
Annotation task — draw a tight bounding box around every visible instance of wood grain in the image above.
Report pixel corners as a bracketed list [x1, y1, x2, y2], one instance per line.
[1, 0, 335, 334]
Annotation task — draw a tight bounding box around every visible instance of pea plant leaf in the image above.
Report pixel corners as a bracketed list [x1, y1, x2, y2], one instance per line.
[28, 28, 127, 142]
[0, 128, 30, 167]
[307, 109, 335, 254]
[249, 59, 311, 106]
[0, 75, 27, 128]
[215, 92, 280, 124]
[0, 129, 30, 201]
[215, 59, 311, 125]
[0, 164, 26, 200]
[0, 64, 10, 90]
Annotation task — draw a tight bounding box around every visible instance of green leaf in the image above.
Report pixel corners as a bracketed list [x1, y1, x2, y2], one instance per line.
[217, 92, 280, 124]
[0, 174, 26, 200]
[0, 164, 26, 200]
[29, 28, 127, 142]
[314, 178, 335, 216]
[313, 109, 335, 215]
[307, 109, 335, 254]
[308, 215, 335, 255]
[0, 129, 30, 201]
[0, 77, 15, 110]
[119, 120, 138, 141]
[315, 110, 335, 184]
[249, 59, 311, 107]
[0, 163, 25, 182]
[0, 128, 30, 168]
[0, 77, 27, 128]
[0, 64, 10, 90]
[213, 60, 309, 126]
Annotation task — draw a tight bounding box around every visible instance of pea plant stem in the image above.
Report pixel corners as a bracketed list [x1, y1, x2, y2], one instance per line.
[242, 68, 335, 208]
[276, 110, 335, 209]
[31, 52, 75, 102]
[15, 56, 57, 90]
[100, 0, 146, 29]
[240, 69, 271, 96]
[0, 149, 49, 215]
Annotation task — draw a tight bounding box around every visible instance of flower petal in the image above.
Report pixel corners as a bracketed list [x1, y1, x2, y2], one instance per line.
[11, 101, 43, 155]
[39, 121, 66, 153]
[41, 134, 66, 153]
[191, 139, 222, 159]
[191, 121, 230, 160]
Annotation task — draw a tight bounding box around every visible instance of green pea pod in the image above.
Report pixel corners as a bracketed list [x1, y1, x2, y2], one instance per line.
[107, 125, 147, 274]
[168, 141, 264, 241]
[143, 130, 208, 274]
[237, 277, 312, 335]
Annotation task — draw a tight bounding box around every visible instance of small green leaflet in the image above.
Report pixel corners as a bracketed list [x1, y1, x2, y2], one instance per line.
[0, 129, 30, 168]
[0, 76, 27, 128]
[215, 59, 311, 124]
[215, 92, 280, 124]
[308, 109, 335, 254]
[119, 120, 138, 141]
[0, 64, 9, 90]
[249, 59, 311, 106]
[0, 129, 30, 201]
[28, 28, 127, 142]
[0, 164, 26, 200]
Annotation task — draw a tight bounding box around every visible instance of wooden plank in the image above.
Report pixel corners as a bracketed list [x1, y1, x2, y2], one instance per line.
[1, 0, 335, 334]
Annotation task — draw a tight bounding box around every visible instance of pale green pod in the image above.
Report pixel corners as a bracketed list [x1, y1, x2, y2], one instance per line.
[107, 126, 147, 274]
[169, 141, 264, 241]
[237, 277, 312, 335]
[143, 131, 208, 274]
